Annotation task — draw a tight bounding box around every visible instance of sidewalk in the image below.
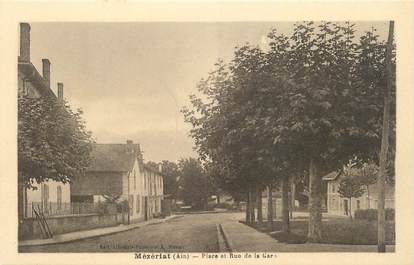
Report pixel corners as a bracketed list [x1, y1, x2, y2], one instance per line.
[220, 220, 395, 252]
[19, 215, 181, 247]
[221, 220, 282, 252]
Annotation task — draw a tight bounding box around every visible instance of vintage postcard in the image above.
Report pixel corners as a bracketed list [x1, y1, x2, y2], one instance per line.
[0, 1, 413, 265]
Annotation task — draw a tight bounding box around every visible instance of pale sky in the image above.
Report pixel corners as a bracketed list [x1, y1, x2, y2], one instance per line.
[29, 22, 388, 162]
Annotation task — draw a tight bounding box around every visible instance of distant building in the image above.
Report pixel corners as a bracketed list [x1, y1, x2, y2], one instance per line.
[18, 23, 71, 218]
[71, 141, 164, 222]
[323, 171, 395, 216]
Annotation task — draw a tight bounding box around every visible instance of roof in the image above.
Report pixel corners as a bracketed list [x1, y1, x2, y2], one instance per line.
[323, 170, 394, 198]
[87, 143, 142, 172]
[322, 171, 341, 181]
[18, 61, 57, 98]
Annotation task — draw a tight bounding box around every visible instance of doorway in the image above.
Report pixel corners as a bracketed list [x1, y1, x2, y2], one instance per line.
[343, 199, 349, 216]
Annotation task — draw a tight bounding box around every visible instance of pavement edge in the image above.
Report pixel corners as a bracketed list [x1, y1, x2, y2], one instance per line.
[217, 224, 234, 252]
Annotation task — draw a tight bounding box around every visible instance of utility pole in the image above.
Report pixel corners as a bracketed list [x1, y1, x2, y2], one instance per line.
[377, 20, 394, 253]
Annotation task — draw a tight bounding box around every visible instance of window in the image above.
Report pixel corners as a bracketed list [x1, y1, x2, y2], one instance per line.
[134, 171, 136, 191]
[136, 195, 140, 214]
[357, 200, 361, 210]
[57, 186, 62, 210]
[22, 79, 29, 96]
[144, 173, 147, 191]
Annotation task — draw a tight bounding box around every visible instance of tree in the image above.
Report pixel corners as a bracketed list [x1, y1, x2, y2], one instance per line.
[145, 161, 160, 172]
[178, 158, 212, 210]
[265, 22, 395, 242]
[183, 21, 395, 240]
[18, 95, 94, 219]
[160, 160, 180, 199]
[377, 20, 394, 253]
[357, 163, 378, 208]
[337, 167, 365, 219]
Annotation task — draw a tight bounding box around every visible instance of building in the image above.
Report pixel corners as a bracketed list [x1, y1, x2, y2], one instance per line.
[323, 171, 395, 216]
[18, 23, 71, 218]
[71, 141, 164, 222]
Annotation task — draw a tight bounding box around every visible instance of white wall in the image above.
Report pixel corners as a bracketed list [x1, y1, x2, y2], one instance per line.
[26, 179, 70, 204]
[326, 181, 395, 216]
[121, 159, 164, 221]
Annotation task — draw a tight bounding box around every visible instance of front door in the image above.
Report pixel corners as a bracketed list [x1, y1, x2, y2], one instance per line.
[343, 200, 349, 216]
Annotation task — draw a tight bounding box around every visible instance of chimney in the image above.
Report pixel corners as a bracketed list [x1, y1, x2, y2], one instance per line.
[19, 23, 31, 62]
[42, 59, 51, 87]
[57, 82, 64, 101]
[126, 140, 134, 154]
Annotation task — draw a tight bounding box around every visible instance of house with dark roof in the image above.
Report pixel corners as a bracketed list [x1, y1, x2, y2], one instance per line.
[323, 171, 394, 216]
[18, 23, 71, 219]
[71, 140, 164, 222]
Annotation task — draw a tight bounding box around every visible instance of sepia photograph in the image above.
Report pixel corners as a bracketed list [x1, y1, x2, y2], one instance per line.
[16, 20, 397, 254]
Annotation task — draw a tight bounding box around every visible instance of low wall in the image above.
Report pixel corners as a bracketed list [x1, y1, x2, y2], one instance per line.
[19, 212, 127, 240]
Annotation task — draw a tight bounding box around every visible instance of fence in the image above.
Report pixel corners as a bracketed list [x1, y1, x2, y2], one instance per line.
[25, 201, 116, 218]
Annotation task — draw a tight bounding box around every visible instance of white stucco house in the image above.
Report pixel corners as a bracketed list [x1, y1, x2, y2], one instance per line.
[71, 141, 164, 223]
[323, 171, 395, 216]
[18, 22, 71, 218]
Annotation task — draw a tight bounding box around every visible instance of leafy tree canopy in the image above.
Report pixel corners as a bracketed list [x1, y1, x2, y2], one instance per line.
[18, 95, 94, 189]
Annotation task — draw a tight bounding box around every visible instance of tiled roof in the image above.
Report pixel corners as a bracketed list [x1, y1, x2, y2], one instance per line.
[87, 143, 142, 172]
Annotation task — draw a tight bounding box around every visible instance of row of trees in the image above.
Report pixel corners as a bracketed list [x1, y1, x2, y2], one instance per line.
[146, 158, 214, 210]
[183, 21, 395, 245]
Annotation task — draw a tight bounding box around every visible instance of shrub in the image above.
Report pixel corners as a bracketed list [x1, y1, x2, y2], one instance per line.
[386, 208, 395, 220]
[116, 200, 129, 213]
[272, 231, 307, 244]
[244, 218, 395, 245]
[96, 201, 107, 215]
[216, 202, 234, 209]
[354, 208, 395, 221]
[322, 219, 395, 245]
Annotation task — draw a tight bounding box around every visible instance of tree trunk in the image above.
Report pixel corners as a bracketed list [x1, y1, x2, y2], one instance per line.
[366, 185, 370, 209]
[377, 20, 394, 253]
[290, 180, 296, 219]
[267, 184, 273, 229]
[282, 176, 290, 233]
[257, 187, 263, 224]
[245, 190, 250, 223]
[349, 197, 353, 220]
[249, 186, 255, 223]
[308, 158, 323, 242]
[18, 174, 28, 240]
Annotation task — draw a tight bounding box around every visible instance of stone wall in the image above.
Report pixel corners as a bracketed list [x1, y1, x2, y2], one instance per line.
[20, 213, 127, 240]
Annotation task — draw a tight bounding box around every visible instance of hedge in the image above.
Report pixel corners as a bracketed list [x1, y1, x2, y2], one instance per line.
[354, 208, 395, 221]
[246, 219, 395, 245]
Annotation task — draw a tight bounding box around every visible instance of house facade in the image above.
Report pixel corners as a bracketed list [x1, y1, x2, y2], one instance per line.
[71, 141, 164, 222]
[323, 171, 395, 216]
[18, 23, 71, 218]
